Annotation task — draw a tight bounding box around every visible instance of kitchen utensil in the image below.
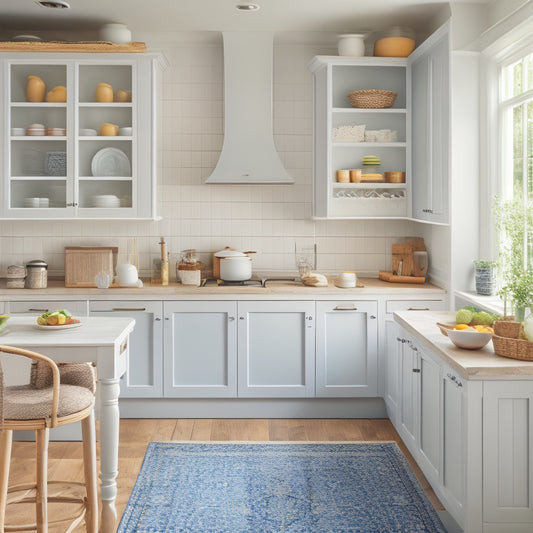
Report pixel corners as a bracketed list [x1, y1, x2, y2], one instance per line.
[115, 90, 132, 102]
[348, 89, 397, 109]
[91, 147, 131, 176]
[295, 242, 316, 278]
[385, 171, 405, 183]
[336, 170, 350, 183]
[100, 123, 119, 136]
[337, 34, 366, 57]
[413, 251, 428, 278]
[25, 259, 48, 289]
[95, 82, 113, 102]
[160, 237, 169, 286]
[437, 323, 492, 350]
[99, 23, 132, 44]
[64, 246, 117, 288]
[213, 247, 234, 278]
[45, 85, 66, 102]
[350, 169, 362, 183]
[94, 271, 111, 289]
[26, 75, 45, 102]
[216, 249, 255, 281]
[374, 36, 416, 57]
[117, 263, 139, 287]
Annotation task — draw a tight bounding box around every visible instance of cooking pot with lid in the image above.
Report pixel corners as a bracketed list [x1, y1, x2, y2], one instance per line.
[215, 248, 255, 281]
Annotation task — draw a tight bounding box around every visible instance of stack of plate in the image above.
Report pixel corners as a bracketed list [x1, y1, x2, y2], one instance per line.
[91, 195, 120, 208]
[26, 123, 45, 136]
[24, 197, 49, 208]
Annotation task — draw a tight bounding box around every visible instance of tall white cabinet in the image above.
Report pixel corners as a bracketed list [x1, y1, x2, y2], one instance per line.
[308, 24, 450, 224]
[0, 52, 161, 219]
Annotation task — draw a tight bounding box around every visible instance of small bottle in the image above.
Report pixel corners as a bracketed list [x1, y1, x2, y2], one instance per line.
[160, 237, 169, 286]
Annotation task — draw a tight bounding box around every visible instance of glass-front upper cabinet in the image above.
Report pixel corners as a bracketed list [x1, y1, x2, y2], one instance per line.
[1, 53, 160, 219]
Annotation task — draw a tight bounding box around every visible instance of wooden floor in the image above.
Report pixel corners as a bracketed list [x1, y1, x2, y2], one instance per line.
[5, 418, 443, 532]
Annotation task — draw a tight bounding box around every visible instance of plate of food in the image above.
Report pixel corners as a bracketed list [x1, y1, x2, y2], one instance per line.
[35, 309, 81, 329]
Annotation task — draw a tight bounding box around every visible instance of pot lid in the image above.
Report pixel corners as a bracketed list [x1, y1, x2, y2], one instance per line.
[26, 259, 47, 268]
[215, 249, 246, 258]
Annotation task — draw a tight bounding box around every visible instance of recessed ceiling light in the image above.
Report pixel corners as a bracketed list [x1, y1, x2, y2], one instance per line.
[236, 4, 260, 11]
[35, 0, 70, 8]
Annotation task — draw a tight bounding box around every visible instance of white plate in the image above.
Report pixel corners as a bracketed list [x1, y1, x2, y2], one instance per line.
[91, 148, 131, 177]
[36, 322, 82, 330]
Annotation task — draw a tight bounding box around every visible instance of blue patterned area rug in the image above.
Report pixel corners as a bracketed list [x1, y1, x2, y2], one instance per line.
[118, 442, 446, 533]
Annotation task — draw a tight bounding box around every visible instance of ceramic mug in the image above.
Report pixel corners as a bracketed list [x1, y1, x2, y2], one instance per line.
[95, 82, 113, 103]
[100, 123, 119, 136]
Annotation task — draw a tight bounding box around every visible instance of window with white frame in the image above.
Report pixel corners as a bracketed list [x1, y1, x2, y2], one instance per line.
[498, 48, 533, 271]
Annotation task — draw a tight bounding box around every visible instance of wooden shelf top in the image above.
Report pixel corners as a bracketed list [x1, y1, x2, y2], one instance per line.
[0, 41, 147, 53]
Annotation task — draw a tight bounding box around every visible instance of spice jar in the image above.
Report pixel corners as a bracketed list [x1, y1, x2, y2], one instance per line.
[25, 260, 48, 289]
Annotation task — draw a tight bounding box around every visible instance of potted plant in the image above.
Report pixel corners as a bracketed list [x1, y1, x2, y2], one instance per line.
[494, 196, 533, 321]
[473, 260, 496, 295]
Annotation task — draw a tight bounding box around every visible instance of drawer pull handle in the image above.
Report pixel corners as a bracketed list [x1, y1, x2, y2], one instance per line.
[28, 308, 49, 312]
[407, 307, 430, 311]
[334, 305, 357, 311]
[412, 368, 421, 373]
[111, 308, 147, 312]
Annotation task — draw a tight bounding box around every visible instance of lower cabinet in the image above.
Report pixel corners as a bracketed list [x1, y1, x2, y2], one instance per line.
[315, 301, 377, 397]
[483, 381, 533, 526]
[7, 299, 88, 316]
[237, 301, 315, 397]
[89, 301, 163, 398]
[163, 301, 238, 397]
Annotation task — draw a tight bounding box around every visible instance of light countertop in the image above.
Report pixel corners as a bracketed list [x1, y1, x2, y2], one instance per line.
[394, 310, 533, 380]
[0, 277, 446, 301]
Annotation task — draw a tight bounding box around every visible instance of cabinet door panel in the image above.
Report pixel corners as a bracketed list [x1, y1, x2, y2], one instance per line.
[316, 301, 377, 397]
[399, 340, 418, 451]
[238, 301, 315, 397]
[483, 381, 533, 523]
[8, 300, 88, 316]
[164, 301, 237, 398]
[89, 301, 163, 398]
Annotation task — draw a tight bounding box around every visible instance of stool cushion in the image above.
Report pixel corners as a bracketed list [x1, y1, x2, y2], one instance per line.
[3, 384, 94, 420]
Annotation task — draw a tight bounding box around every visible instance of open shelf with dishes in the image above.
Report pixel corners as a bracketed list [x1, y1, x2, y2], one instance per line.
[1, 53, 159, 219]
[308, 56, 409, 219]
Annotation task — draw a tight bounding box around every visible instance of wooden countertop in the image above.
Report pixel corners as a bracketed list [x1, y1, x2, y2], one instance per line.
[394, 310, 533, 380]
[0, 277, 446, 301]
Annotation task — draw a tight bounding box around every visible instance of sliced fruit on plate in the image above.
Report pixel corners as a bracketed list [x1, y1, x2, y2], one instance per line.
[0, 314, 9, 327]
[36, 309, 79, 326]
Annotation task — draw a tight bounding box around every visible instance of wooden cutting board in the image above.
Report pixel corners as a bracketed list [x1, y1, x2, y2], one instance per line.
[65, 246, 118, 287]
[379, 271, 426, 284]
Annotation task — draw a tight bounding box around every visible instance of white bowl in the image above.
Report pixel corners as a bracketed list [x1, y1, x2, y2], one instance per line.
[118, 127, 132, 136]
[80, 128, 97, 136]
[437, 323, 492, 350]
[11, 127, 25, 136]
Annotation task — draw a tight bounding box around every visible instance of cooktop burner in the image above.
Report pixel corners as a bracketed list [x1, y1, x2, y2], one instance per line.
[202, 278, 263, 287]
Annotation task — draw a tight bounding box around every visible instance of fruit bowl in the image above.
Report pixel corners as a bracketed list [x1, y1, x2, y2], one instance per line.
[437, 323, 493, 350]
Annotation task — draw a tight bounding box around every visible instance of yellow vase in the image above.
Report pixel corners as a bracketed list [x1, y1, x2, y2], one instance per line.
[95, 82, 113, 103]
[26, 75, 46, 102]
[45, 85, 67, 102]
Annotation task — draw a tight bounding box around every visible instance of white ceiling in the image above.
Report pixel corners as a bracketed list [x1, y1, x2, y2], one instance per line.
[0, 0, 492, 36]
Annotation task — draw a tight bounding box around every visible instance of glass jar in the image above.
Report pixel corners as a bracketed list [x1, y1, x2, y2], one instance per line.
[25, 259, 48, 289]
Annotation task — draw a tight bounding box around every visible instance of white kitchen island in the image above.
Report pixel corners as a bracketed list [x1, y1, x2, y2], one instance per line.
[392, 310, 533, 533]
[0, 315, 135, 533]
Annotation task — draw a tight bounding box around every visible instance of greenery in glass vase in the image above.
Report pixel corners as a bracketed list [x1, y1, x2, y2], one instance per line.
[493, 196, 533, 319]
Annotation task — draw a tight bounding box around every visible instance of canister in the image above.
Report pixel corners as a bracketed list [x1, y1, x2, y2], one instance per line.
[25, 259, 48, 289]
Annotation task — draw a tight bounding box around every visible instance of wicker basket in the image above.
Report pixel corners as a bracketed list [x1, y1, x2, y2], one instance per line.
[492, 320, 533, 361]
[348, 89, 397, 109]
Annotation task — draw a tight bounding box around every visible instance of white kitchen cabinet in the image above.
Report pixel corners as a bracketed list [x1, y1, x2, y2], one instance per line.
[398, 336, 419, 450]
[308, 56, 408, 219]
[89, 300, 163, 398]
[409, 25, 450, 224]
[163, 301, 238, 398]
[441, 364, 466, 525]
[483, 381, 533, 526]
[237, 301, 315, 397]
[1, 52, 160, 219]
[383, 299, 447, 424]
[315, 300, 378, 397]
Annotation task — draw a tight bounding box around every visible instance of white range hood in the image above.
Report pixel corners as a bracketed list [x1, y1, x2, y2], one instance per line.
[206, 32, 293, 184]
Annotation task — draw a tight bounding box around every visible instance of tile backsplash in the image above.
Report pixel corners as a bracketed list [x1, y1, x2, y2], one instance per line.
[0, 37, 420, 280]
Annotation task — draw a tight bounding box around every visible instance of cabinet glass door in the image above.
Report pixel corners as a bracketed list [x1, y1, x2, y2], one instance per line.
[8, 62, 69, 213]
[77, 63, 134, 214]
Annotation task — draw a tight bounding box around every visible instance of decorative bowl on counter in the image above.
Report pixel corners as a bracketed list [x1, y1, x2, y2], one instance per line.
[437, 323, 493, 350]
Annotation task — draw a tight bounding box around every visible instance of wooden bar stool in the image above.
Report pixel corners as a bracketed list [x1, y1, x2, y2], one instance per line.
[0, 345, 98, 533]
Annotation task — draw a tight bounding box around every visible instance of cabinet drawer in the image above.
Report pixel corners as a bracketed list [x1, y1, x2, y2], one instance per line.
[386, 299, 446, 314]
[7, 300, 88, 316]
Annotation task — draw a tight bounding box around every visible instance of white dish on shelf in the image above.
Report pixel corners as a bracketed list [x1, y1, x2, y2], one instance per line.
[118, 127, 132, 136]
[11, 127, 25, 136]
[91, 194, 121, 208]
[91, 147, 131, 177]
[80, 128, 97, 136]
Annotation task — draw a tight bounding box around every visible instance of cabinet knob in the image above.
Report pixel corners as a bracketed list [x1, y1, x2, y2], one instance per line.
[239, 316, 245, 320]
[228, 316, 235, 321]
[412, 368, 421, 373]
[370, 315, 376, 319]
[155, 317, 161, 321]
[306, 315, 313, 320]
